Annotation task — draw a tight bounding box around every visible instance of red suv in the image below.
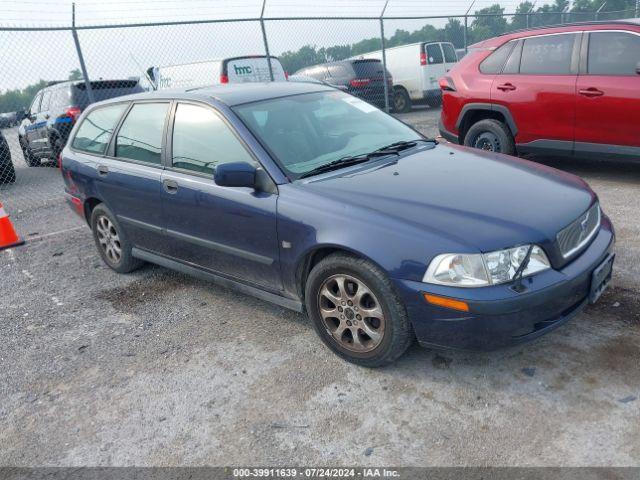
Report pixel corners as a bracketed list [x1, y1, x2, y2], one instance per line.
[439, 20, 640, 159]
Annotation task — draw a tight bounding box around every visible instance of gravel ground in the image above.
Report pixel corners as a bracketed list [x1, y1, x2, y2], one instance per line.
[1, 107, 639, 467]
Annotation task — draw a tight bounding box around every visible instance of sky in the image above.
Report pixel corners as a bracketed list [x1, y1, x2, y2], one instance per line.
[0, 0, 529, 91]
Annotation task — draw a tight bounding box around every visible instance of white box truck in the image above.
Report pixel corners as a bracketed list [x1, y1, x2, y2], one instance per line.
[352, 41, 458, 112]
[147, 55, 287, 90]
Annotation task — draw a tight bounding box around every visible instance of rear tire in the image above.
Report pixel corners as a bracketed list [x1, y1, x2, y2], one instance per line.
[392, 88, 412, 113]
[464, 119, 515, 156]
[91, 204, 143, 274]
[305, 253, 414, 367]
[0, 158, 16, 184]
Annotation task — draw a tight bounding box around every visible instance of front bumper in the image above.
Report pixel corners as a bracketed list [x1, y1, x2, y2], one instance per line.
[393, 217, 615, 351]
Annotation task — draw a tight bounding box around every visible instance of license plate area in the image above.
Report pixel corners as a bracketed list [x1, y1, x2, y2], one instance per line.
[590, 253, 614, 304]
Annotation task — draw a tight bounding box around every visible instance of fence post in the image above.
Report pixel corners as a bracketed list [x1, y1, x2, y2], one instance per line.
[71, 3, 95, 104]
[380, 0, 390, 113]
[464, 1, 475, 53]
[260, 0, 274, 82]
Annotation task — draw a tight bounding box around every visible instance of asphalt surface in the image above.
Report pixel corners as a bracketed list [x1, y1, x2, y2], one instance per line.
[1, 107, 639, 466]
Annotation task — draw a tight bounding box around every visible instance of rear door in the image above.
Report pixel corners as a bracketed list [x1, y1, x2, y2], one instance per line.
[441, 42, 458, 73]
[491, 32, 580, 149]
[161, 101, 282, 289]
[226, 57, 286, 83]
[96, 101, 170, 253]
[36, 89, 53, 153]
[422, 43, 447, 93]
[575, 30, 640, 155]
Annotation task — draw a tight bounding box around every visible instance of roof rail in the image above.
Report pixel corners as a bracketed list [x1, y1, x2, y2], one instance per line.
[500, 19, 639, 36]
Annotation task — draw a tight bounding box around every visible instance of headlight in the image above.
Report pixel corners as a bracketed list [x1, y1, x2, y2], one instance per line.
[423, 245, 550, 287]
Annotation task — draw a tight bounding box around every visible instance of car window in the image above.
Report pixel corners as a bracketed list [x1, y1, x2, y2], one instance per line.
[233, 91, 421, 180]
[71, 104, 127, 155]
[480, 41, 516, 74]
[29, 93, 42, 115]
[503, 40, 523, 74]
[425, 44, 444, 65]
[40, 90, 52, 112]
[520, 33, 576, 75]
[588, 31, 640, 75]
[442, 43, 458, 63]
[53, 87, 71, 108]
[171, 103, 254, 175]
[115, 103, 168, 165]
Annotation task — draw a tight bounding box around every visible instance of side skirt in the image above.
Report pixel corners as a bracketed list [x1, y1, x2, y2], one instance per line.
[132, 247, 304, 313]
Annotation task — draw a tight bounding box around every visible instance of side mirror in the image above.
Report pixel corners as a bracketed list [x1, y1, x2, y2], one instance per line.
[214, 161, 256, 188]
[636, 62, 640, 75]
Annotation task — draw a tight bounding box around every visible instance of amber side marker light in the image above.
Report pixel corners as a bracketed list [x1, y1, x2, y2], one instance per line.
[423, 293, 470, 312]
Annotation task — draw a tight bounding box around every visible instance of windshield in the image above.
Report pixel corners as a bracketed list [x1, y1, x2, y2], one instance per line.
[233, 91, 422, 179]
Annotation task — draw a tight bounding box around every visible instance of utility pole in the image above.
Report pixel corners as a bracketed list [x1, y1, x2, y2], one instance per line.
[464, 0, 475, 53]
[379, 0, 390, 113]
[71, 3, 95, 103]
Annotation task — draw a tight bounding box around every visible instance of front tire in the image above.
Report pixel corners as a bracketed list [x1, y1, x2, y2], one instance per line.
[392, 88, 412, 113]
[20, 138, 41, 167]
[464, 119, 515, 156]
[91, 204, 143, 274]
[305, 253, 413, 367]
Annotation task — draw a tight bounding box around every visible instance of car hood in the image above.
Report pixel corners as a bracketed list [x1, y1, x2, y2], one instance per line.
[299, 143, 595, 253]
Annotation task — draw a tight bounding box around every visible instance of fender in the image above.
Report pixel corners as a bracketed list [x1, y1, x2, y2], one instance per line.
[456, 102, 518, 137]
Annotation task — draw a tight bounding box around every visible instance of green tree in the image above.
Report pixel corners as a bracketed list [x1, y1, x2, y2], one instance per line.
[68, 68, 83, 80]
[443, 18, 465, 48]
[471, 4, 508, 41]
[511, 1, 535, 30]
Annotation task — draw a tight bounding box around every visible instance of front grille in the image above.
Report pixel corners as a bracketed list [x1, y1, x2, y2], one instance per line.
[557, 202, 601, 259]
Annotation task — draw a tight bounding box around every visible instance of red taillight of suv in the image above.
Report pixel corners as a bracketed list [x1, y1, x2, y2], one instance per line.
[350, 78, 371, 88]
[65, 106, 82, 122]
[420, 52, 427, 66]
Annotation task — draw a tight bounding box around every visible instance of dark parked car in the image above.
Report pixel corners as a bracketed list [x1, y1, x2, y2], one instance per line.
[62, 83, 614, 367]
[0, 131, 16, 184]
[439, 20, 640, 158]
[18, 79, 144, 167]
[0, 112, 18, 129]
[295, 59, 393, 109]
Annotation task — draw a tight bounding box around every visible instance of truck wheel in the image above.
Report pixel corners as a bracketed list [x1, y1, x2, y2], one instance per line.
[464, 119, 516, 156]
[392, 88, 412, 113]
[305, 252, 414, 367]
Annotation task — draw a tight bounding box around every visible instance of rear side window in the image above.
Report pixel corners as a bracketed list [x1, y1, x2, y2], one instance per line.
[588, 31, 640, 75]
[171, 103, 254, 175]
[480, 41, 516, 74]
[29, 93, 42, 115]
[51, 88, 71, 109]
[115, 103, 168, 165]
[442, 43, 458, 63]
[72, 104, 127, 154]
[72, 81, 143, 108]
[40, 90, 52, 111]
[520, 33, 576, 75]
[425, 44, 444, 65]
[328, 64, 351, 77]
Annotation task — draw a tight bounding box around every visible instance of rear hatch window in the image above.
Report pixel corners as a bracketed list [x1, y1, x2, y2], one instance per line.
[351, 60, 387, 79]
[71, 80, 143, 108]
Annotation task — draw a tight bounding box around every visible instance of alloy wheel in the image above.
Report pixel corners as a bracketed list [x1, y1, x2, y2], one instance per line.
[96, 215, 122, 264]
[317, 274, 386, 353]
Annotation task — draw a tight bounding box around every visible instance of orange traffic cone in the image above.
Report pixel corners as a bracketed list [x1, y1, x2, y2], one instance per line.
[0, 202, 24, 251]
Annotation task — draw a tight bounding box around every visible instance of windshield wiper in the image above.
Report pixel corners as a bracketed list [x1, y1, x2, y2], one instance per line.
[373, 138, 433, 153]
[299, 151, 399, 179]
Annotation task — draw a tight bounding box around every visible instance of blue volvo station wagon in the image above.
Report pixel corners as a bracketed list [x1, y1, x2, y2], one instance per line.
[61, 82, 615, 367]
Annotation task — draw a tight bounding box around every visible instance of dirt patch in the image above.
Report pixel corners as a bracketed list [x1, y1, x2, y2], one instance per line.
[94, 269, 195, 311]
[585, 285, 640, 325]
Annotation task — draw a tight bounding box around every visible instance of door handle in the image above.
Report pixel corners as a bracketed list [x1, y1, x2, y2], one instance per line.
[97, 165, 109, 176]
[579, 88, 604, 97]
[497, 83, 516, 92]
[162, 179, 179, 194]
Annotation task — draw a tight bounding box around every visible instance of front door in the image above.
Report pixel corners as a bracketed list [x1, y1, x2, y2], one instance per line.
[161, 102, 282, 291]
[575, 30, 640, 156]
[24, 92, 43, 149]
[491, 33, 580, 149]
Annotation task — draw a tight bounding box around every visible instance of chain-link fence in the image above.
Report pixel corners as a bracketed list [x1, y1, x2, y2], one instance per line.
[0, 2, 638, 223]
